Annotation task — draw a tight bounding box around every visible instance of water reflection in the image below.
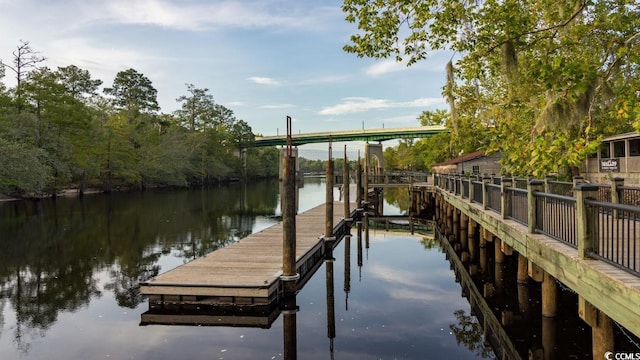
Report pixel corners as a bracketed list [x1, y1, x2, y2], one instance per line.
[0, 180, 280, 355]
[1, 179, 601, 359]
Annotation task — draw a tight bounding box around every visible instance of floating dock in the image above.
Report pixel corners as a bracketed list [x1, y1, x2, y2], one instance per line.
[140, 201, 357, 308]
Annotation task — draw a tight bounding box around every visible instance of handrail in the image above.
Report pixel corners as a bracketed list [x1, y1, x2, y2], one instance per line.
[433, 173, 640, 276]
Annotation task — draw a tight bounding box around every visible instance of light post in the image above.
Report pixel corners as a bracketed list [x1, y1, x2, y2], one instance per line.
[459, 150, 464, 175]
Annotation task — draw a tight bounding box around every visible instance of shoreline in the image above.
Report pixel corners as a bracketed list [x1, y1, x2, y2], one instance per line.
[0, 189, 104, 202]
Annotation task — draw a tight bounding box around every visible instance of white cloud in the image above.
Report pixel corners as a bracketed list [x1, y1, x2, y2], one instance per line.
[365, 59, 408, 77]
[247, 76, 281, 86]
[227, 101, 246, 107]
[80, 0, 338, 32]
[299, 74, 352, 85]
[319, 97, 445, 115]
[260, 104, 296, 109]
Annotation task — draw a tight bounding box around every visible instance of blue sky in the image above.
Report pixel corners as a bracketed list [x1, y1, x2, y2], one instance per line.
[0, 0, 449, 158]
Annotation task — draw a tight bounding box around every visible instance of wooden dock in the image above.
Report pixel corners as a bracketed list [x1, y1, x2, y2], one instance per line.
[140, 201, 357, 306]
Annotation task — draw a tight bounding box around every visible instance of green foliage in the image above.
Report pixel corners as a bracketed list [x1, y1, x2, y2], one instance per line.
[104, 68, 160, 122]
[0, 138, 51, 194]
[0, 43, 278, 196]
[343, 0, 640, 176]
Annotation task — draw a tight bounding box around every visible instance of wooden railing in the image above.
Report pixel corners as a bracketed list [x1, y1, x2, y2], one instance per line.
[435, 174, 640, 276]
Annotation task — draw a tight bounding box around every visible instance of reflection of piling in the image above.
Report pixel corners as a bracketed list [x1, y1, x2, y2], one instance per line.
[282, 116, 299, 296]
[282, 294, 298, 360]
[542, 316, 556, 360]
[343, 235, 351, 310]
[356, 221, 363, 280]
[325, 256, 336, 353]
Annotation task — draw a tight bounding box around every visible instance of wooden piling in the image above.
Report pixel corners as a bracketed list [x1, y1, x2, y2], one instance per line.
[356, 153, 363, 207]
[494, 237, 505, 264]
[542, 271, 558, 317]
[325, 140, 334, 241]
[517, 253, 529, 284]
[282, 116, 298, 295]
[343, 145, 350, 219]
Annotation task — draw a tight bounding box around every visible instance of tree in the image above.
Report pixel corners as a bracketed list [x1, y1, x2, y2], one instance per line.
[56, 65, 102, 101]
[174, 84, 219, 132]
[343, 0, 640, 177]
[0, 40, 46, 95]
[104, 68, 159, 123]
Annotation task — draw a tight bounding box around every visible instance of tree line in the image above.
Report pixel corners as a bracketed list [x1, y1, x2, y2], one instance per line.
[344, 0, 639, 178]
[0, 41, 279, 198]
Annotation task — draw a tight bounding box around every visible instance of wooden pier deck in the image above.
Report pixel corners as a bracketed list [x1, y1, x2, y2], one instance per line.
[140, 201, 356, 305]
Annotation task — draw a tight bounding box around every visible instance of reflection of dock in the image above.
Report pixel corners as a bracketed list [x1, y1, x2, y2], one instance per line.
[140, 202, 355, 307]
[140, 302, 282, 328]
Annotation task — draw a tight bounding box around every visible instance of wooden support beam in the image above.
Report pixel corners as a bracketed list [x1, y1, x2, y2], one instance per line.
[542, 271, 557, 317]
[528, 261, 544, 282]
[580, 296, 614, 359]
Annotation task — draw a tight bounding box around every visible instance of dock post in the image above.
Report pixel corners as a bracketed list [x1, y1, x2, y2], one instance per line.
[324, 139, 336, 256]
[282, 116, 299, 297]
[343, 145, 351, 220]
[356, 152, 363, 207]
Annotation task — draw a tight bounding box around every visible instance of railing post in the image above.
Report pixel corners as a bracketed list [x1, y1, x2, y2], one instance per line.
[468, 175, 475, 203]
[501, 177, 513, 220]
[527, 180, 544, 234]
[575, 184, 599, 259]
[611, 177, 624, 220]
[572, 176, 584, 197]
[544, 175, 553, 193]
[482, 176, 491, 210]
[611, 177, 624, 204]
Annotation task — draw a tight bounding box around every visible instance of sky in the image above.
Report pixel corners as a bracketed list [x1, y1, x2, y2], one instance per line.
[0, 0, 450, 159]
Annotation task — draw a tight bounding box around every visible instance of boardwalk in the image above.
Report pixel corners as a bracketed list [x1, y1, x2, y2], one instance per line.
[140, 201, 356, 306]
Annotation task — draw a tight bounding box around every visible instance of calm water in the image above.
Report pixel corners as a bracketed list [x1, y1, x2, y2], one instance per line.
[0, 178, 491, 359]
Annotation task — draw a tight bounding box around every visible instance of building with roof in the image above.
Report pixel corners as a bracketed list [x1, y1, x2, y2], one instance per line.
[582, 132, 640, 184]
[432, 151, 502, 176]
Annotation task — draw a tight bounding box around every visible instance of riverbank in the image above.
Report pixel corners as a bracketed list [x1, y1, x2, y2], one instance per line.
[0, 188, 104, 202]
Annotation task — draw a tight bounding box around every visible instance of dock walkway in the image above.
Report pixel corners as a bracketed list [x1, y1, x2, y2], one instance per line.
[140, 201, 356, 306]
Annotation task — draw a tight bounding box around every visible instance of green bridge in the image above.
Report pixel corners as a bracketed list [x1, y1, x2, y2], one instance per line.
[252, 125, 447, 147]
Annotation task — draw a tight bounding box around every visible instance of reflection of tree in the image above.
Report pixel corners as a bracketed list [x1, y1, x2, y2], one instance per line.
[0, 179, 281, 353]
[105, 253, 161, 308]
[383, 188, 410, 212]
[420, 236, 440, 250]
[9, 263, 102, 355]
[449, 309, 495, 359]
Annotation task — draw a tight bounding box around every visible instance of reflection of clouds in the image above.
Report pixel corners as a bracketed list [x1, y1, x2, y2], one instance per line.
[368, 264, 460, 303]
